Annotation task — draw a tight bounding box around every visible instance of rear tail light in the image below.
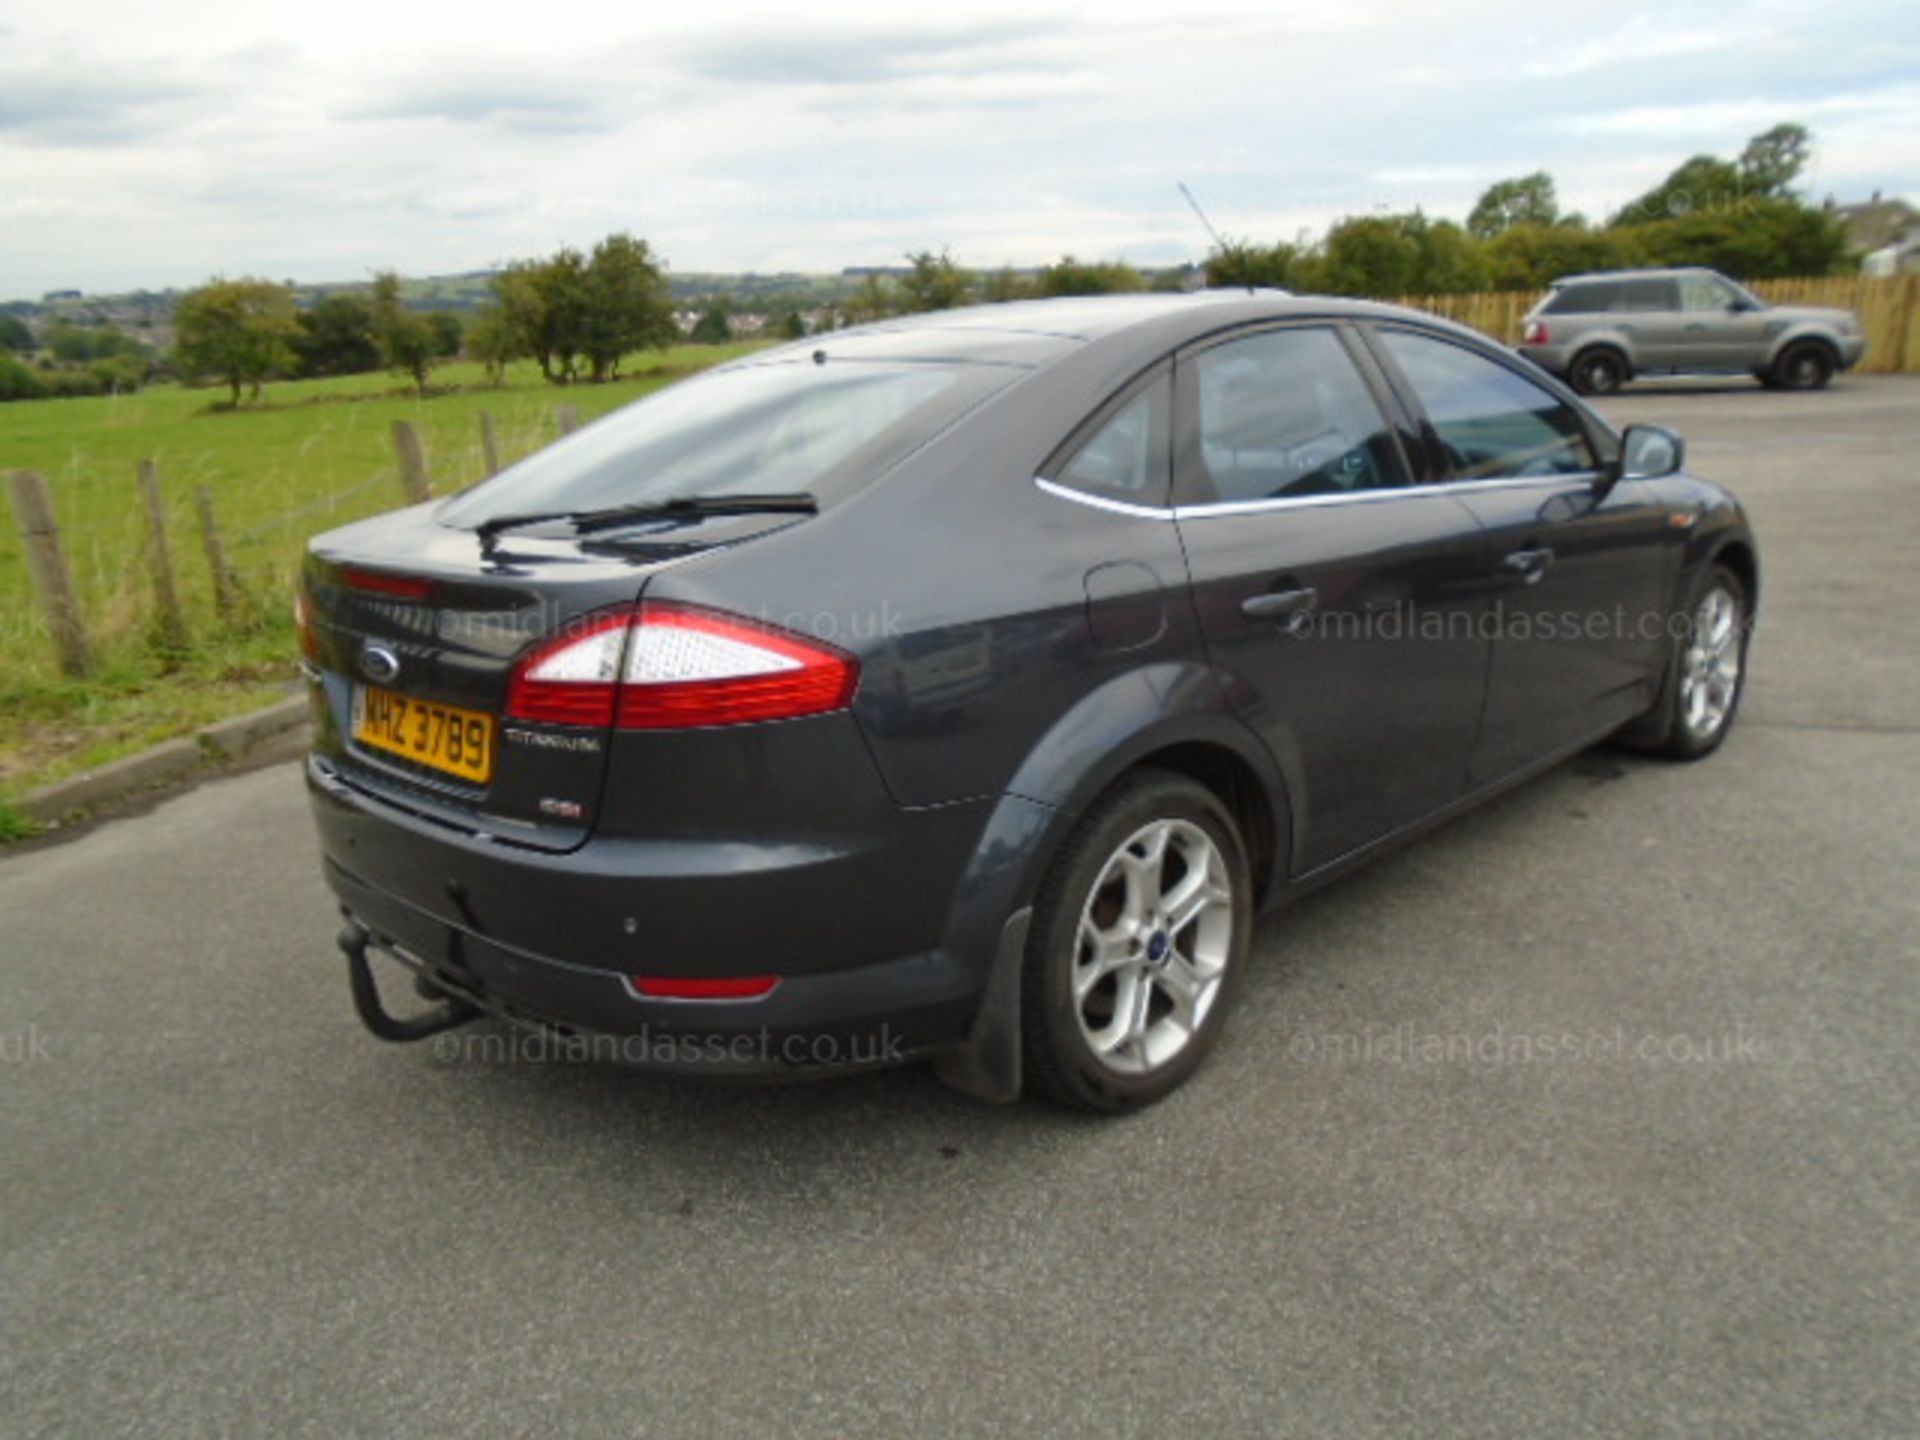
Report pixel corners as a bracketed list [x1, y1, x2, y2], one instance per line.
[295, 589, 320, 662]
[504, 604, 858, 730]
[1522, 320, 1549, 345]
[504, 611, 632, 727]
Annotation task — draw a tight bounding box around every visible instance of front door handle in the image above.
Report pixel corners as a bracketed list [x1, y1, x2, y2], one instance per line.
[1503, 547, 1554, 584]
[1242, 586, 1319, 633]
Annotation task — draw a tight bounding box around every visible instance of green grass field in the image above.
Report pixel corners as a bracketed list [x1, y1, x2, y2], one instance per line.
[0, 345, 764, 811]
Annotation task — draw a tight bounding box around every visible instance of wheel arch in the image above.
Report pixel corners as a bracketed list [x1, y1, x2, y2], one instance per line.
[1767, 329, 1841, 370]
[999, 663, 1295, 907]
[1571, 338, 1634, 378]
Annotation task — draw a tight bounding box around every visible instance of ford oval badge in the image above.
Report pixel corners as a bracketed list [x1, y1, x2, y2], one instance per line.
[359, 642, 401, 685]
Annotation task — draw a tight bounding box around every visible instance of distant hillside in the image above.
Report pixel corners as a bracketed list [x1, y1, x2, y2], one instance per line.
[0, 268, 881, 326]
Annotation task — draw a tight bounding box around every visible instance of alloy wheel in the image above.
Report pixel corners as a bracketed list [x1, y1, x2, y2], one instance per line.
[1071, 818, 1235, 1076]
[1680, 586, 1743, 740]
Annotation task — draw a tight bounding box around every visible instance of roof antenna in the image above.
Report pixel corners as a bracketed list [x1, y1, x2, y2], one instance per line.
[1178, 183, 1247, 293]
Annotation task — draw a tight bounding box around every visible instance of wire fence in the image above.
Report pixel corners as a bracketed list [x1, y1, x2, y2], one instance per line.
[1, 405, 570, 683]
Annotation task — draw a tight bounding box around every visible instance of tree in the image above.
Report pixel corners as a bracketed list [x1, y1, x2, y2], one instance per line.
[1481, 223, 1643, 291]
[839, 273, 898, 325]
[45, 323, 147, 364]
[980, 267, 1035, 303]
[173, 277, 300, 405]
[1467, 172, 1559, 238]
[776, 309, 808, 340]
[465, 305, 520, 387]
[580, 233, 675, 381]
[0, 315, 31, 352]
[1204, 240, 1300, 290]
[690, 305, 733, 344]
[1039, 256, 1146, 296]
[899, 249, 972, 312]
[1616, 198, 1848, 279]
[1739, 122, 1811, 197]
[370, 272, 438, 397]
[294, 294, 381, 377]
[1308, 212, 1490, 297]
[1612, 154, 1743, 226]
[493, 250, 589, 384]
[0, 353, 47, 400]
[426, 311, 464, 359]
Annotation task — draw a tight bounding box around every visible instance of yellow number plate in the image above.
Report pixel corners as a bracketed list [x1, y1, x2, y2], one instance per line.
[352, 685, 494, 785]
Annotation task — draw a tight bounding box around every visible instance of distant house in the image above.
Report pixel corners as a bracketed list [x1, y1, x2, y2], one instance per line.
[1833, 194, 1920, 276]
[41, 289, 82, 302]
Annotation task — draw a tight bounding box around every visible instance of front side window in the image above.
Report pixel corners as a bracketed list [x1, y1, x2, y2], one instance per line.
[1049, 376, 1170, 505]
[1377, 329, 1596, 481]
[440, 360, 1004, 527]
[1185, 327, 1406, 504]
[1678, 272, 1742, 312]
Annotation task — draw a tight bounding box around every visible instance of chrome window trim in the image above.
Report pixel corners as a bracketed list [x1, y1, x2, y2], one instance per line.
[1032, 476, 1177, 519]
[1033, 471, 1602, 521]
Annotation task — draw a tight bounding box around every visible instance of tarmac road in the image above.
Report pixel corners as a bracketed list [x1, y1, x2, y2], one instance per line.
[2, 377, 1915, 1437]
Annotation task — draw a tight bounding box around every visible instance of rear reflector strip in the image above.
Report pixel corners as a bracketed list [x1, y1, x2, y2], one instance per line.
[340, 568, 434, 600]
[631, 975, 780, 1001]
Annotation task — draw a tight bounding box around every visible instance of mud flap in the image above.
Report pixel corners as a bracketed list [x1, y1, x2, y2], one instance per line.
[931, 907, 1030, 1104]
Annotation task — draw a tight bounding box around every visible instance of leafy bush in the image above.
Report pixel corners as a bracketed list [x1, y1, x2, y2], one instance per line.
[0, 353, 48, 400]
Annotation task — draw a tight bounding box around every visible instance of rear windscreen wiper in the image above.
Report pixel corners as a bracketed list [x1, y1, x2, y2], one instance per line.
[474, 493, 819, 554]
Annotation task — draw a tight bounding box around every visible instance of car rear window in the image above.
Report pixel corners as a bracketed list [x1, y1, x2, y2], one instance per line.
[439, 359, 1009, 526]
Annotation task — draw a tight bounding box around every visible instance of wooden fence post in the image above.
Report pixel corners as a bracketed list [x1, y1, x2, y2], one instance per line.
[555, 403, 579, 436]
[1893, 273, 1919, 376]
[7, 469, 92, 677]
[193, 485, 243, 627]
[478, 411, 502, 477]
[136, 459, 188, 650]
[392, 420, 431, 502]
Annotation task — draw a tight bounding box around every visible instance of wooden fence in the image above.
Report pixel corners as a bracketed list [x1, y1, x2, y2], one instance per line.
[1387, 273, 1920, 374]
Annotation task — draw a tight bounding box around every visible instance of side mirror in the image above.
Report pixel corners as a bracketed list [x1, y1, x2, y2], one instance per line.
[1619, 423, 1685, 480]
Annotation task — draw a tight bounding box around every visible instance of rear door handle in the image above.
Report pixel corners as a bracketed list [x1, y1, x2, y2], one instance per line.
[1503, 547, 1554, 584]
[1242, 586, 1319, 632]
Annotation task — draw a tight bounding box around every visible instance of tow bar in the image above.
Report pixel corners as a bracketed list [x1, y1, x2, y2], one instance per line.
[337, 921, 481, 1042]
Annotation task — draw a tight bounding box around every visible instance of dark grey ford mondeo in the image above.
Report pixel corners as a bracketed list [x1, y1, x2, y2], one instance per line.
[302, 292, 1756, 1110]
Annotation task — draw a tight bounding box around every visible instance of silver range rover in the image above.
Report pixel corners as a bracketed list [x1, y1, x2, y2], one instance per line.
[1518, 266, 1866, 395]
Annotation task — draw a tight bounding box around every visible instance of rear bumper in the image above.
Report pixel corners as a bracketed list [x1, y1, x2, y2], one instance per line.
[308, 757, 996, 1071]
[1837, 335, 1868, 370]
[1516, 343, 1571, 377]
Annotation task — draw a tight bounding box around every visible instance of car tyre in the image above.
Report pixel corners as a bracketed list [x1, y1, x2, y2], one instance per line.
[1631, 563, 1752, 761]
[1021, 769, 1252, 1112]
[1569, 348, 1628, 396]
[1770, 342, 1835, 391]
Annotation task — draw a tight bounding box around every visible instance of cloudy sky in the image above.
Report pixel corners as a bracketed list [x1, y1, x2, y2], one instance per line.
[3, 0, 1917, 297]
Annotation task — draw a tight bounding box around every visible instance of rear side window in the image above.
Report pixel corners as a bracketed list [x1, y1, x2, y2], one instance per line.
[1184, 327, 1406, 505]
[1048, 375, 1171, 506]
[1543, 282, 1616, 315]
[1617, 278, 1679, 311]
[440, 360, 1004, 526]
[1377, 330, 1596, 481]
